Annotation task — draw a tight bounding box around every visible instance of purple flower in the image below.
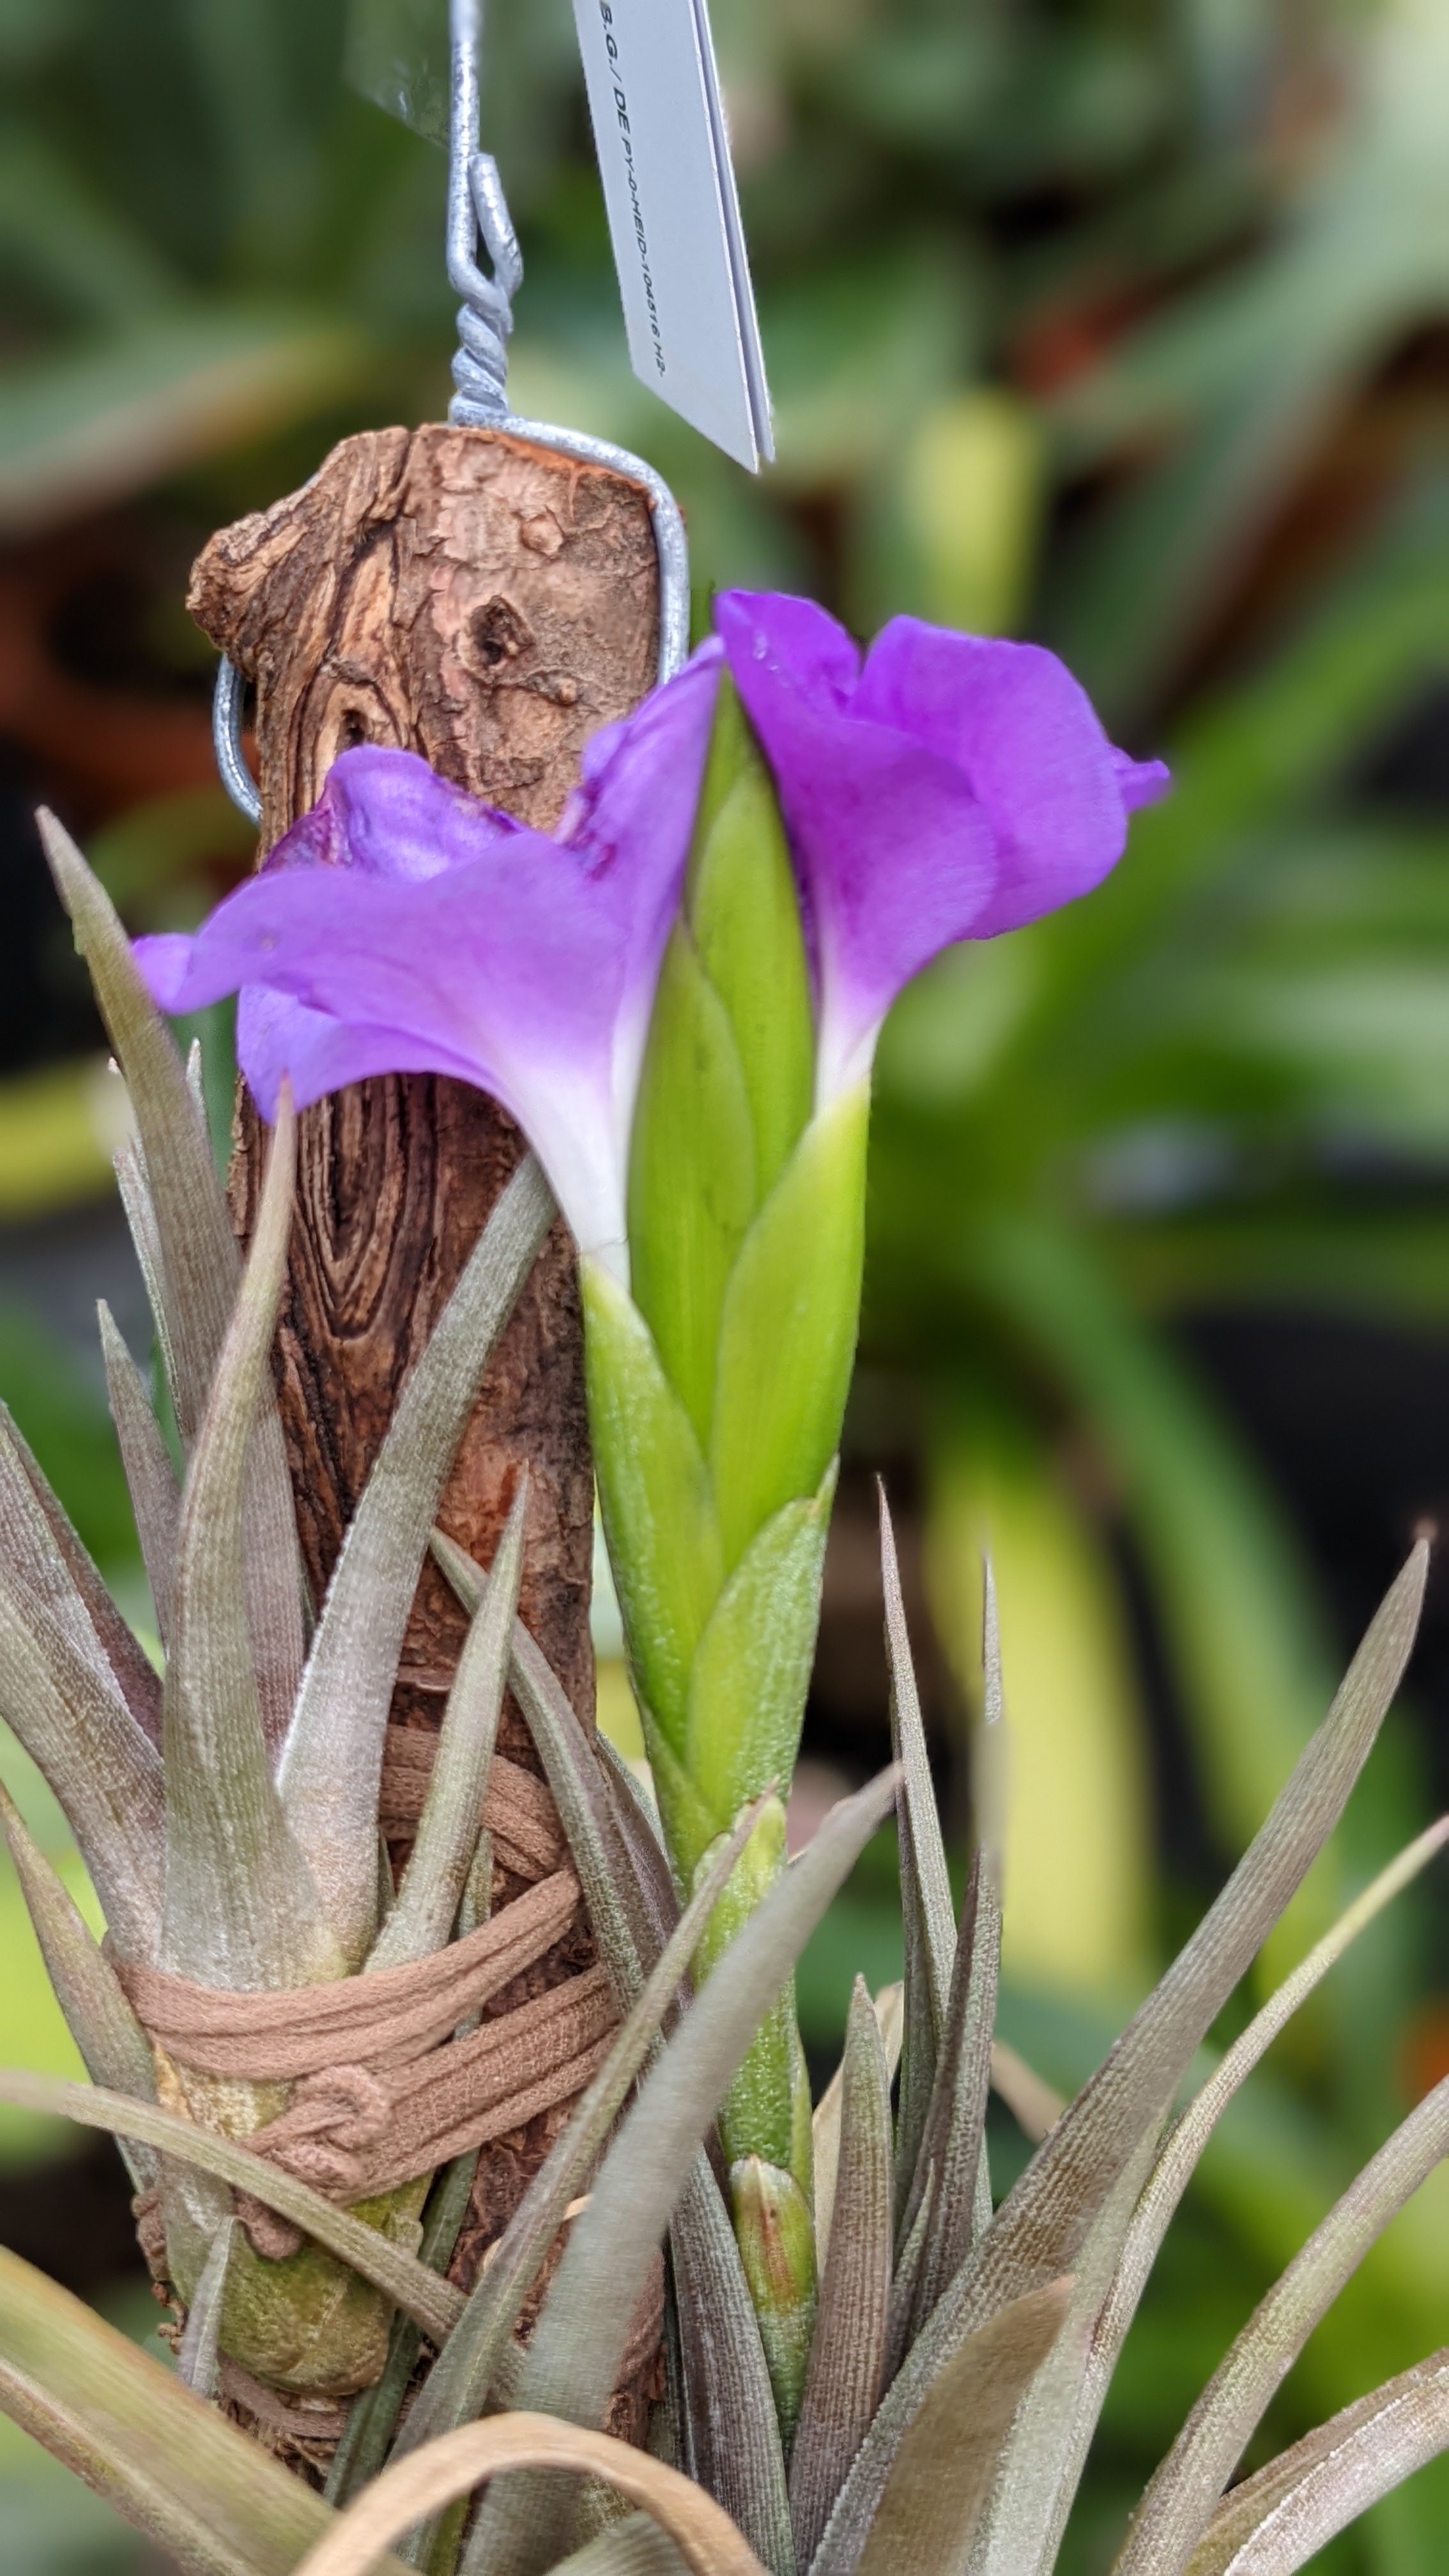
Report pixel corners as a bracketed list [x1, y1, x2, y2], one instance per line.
[137, 654, 719, 1271]
[713, 590, 1169, 1104]
[134, 589, 1165, 1266]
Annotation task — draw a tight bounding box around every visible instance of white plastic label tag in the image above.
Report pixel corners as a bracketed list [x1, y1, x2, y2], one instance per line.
[573, 0, 774, 473]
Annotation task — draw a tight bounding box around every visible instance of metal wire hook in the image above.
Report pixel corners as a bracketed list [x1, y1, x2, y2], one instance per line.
[447, 0, 520, 427]
[213, 0, 689, 827]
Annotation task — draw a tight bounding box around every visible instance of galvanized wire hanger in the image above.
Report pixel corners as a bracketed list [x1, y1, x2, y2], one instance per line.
[213, 0, 691, 828]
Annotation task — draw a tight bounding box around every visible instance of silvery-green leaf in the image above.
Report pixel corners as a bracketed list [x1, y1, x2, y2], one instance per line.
[1183, 2351, 1449, 2576]
[162, 1095, 342, 1990]
[813, 1544, 1427, 2576]
[0, 2239, 412, 2576]
[434, 1529, 655, 2006]
[882, 2168, 933, 2390]
[596, 1729, 686, 1965]
[970, 1560, 1006, 2250]
[113, 1136, 181, 1434]
[3, 1390, 162, 1739]
[791, 1979, 893, 2571]
[98, 1297, 180, 1651]
[40, 811, 305, 1752]
[813, 1985, 902, 2272]
[0, 2069, 461, 2345]
[395, 1792, 771, 2465]
[902, 1849, 1001, 2340]
[466, 1769, 900, 2576]
[0, 1420, 162, 1959]
[963, 2145, 1162, 2576]
[39, 811, 236, 1442]
[880, 1487, 953, 2232]
[849, 2283, 1073, 2576]
[0, 1777, 157, 2189]
[366, 1482, 526, 1973]
[280, 1154, 554, 1967]
[1115, 2070, 1449, 2576]
[670, 2156, 795, 2576]
[177, 2216, 234, 2396]
[1028, 1814, 1449, 2574]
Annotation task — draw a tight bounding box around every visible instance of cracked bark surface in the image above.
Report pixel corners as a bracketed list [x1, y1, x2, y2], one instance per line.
[188, 421, 663, 2444]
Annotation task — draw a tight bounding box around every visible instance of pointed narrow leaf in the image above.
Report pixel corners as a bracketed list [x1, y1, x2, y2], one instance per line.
[0, 2242, 413, 2576]
[40, 811, 238, 1440]
[114, 1137, 182, 1427]
[670, 2158, 796, 2576]
[367, 1483, 526, 1972]
[813, 1985, 902, 2271]
[99, 1299, 180, 1651]
[40, 812, 305, 1747]
[395, 1793, 771, 2464]
[1184, 2352, 1449, 2576]
[162, 1094, 341, 1988]
[991, 1824, 1449, 2567]
[178, 2216, 234, 2396]
[1116, 2072, 1449, 2576]
[880, 1488, 954, 2228]
[0, 1418, 163, 1958]
[965, 2143, 1162, 2576]
[280, 1155, 554, 1965]
[0, 1779, 157, 2186]
[849, 2283, 1072, 2576]
[434, 1531, 656, 2006]
[815, 1544, 1427, 2575]
[471, 1771, 900, 2576]
[883, 2172, 933, 2391]
[292, 2412, 769, 2576]
[904, 1851, 1001, 2335]
[791, 1979, 893, 2571]
[1041, 1814, 1449, 2554]
[5, 1391, 162, 1738]
[597, 1730, 686, 1961]
[0, 2069, 461, 2342]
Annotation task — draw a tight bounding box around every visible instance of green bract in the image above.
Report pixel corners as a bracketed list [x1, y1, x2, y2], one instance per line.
[590, 680, 869, 2379]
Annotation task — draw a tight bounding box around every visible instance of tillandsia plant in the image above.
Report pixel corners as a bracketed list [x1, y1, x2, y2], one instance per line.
[6, 594, 1449, 2576]
[138, 588, 1167, 2426]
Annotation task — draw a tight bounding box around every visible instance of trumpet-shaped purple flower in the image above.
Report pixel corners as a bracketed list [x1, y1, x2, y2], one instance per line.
[712, 590, 1168, 1104]
[134, 589, 1165, 1264]
[137, 658, 720, 1271]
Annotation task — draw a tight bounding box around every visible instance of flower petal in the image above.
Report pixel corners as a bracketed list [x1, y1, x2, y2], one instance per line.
[716, 591, 999, 1101]
[853, 618, 1138, 935]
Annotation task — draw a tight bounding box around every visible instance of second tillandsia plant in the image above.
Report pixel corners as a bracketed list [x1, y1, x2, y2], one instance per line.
[141, 588, 1168, 2421]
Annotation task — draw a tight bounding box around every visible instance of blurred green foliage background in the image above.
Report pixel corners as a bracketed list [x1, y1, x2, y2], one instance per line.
[4, 0, 1449, 2567]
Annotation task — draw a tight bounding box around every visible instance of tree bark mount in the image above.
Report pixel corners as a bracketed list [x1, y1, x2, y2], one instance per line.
[188, 422, 663, 2434]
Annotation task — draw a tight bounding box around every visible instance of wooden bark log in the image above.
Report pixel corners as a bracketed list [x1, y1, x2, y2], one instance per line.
[188, 422, 663, 2436]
